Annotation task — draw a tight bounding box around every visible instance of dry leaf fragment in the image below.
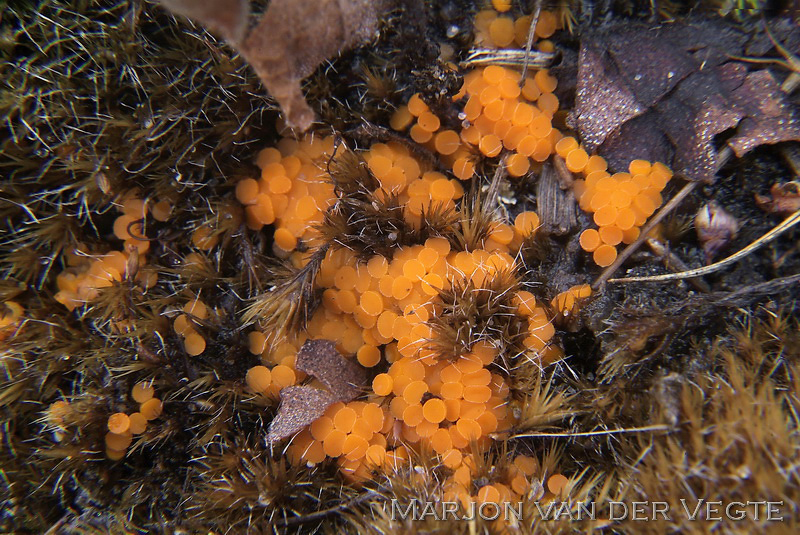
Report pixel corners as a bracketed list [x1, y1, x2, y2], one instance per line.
[295, 339, 367, 402]
[266, 339, 368, 443]
[242, 0, 379, 131]
[157, 0, 381, 131]
[755, 182, 800, 215]
[266, 386, 337, 443]
[157, 0, 249, 44]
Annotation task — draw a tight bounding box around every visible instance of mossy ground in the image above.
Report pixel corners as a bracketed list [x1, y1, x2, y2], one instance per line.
[1, 1, 798, 533]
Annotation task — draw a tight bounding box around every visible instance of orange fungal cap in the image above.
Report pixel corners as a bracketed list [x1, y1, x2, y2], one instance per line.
[105, 431, 133, 451]
[107, 412, 130, 434]
[408, 94, 428, 116]
[131, 382, 154, 403]
[246, 365, 272, 392]
[579, 228, 601, 252]
[128, 412, 148, 434]
[593, 244, 617, 267]
[140, 398, 163, 420]
[184, 333, 206, 356]
[488, 16, 515, 47]
[422, 398, 447, 423]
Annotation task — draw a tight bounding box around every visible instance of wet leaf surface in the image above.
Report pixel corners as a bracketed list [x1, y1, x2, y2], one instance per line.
[569, 19, 800, 182]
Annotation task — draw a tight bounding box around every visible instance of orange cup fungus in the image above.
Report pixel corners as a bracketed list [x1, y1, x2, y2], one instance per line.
[263, 225, 564, 482]
[391, 60, 562, 181]
[54, 192, 159, 312]
[551, 284, 592, 319]
[105, 382, 162, 459]
[238, 135, 338, 256]
[238, 169, 562, 481]
[474, 9, 560, 49]
[55, 191, 162, 314]
[390, 9, 562, 185]
[236, 6, 577, 500]
[563, 145, 673, 267]
[174, 298, 209, 356]
[0, 301, 23, 342]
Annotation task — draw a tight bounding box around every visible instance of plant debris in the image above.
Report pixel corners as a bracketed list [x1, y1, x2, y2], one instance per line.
[267, 386, 338, 443]
[267, 339, 367, 442]
[157, 0, 382, 130]
[294, 339, 368, 402]
[755, 181, 800, 215]
[695, 201, 740, 262]
[569, 19, 800, 181]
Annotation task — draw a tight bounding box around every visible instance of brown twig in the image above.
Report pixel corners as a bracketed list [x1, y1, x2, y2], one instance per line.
[592, 180, 697, 290]
[512, 424, 670, 439]
[519, 0, 542, 84]
[276, 490, 380, 527]
[645, 237, 711, 292]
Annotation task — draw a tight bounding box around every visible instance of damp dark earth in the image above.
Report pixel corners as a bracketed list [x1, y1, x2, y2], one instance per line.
[1, 1, 799, 533]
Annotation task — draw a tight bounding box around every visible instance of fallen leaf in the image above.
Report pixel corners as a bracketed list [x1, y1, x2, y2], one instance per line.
[157, 0, 381, 131]
[266, 339, 368, 443]
[568, 19, 800, 182]
[157, 0, 249, 44]
[295, 339, 367, 402]
[727, 69, 800, 157]
[266, 386, 337, 443]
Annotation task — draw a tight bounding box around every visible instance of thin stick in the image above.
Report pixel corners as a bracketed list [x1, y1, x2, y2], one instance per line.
[277, 490, 379, 527]
[645, 237, 711, 292]
[462, 48, 555, 69]
[512, 424, 670, 439]
[782, 73, 800, 94]
[609, 209, 800, 283]
[519, 0, 542, 84]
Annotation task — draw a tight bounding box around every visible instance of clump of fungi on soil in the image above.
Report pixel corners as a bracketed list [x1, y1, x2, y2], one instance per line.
[1, 0, 799, 533]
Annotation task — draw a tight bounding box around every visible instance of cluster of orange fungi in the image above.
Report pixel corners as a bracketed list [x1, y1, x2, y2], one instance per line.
[569, 150, 673, 266]
[54, 192, 161, 311]
[173, 298, 211, 356]
[105, 382, 162, 460]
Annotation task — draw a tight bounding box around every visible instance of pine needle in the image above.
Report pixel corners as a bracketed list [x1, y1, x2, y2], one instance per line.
[609, 209, 800, 283]
[511, 424, 670, 439]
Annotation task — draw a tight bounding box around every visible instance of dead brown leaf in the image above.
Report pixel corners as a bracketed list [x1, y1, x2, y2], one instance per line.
[569, 19, 800, 182]
[266, 386, 337, 443]
[295, 339, 367, 402]
[266, 339, 368, 443]
[157, 0, 249, 43]
[157, 0, 381, 131]
[727, 69, 800, 157]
